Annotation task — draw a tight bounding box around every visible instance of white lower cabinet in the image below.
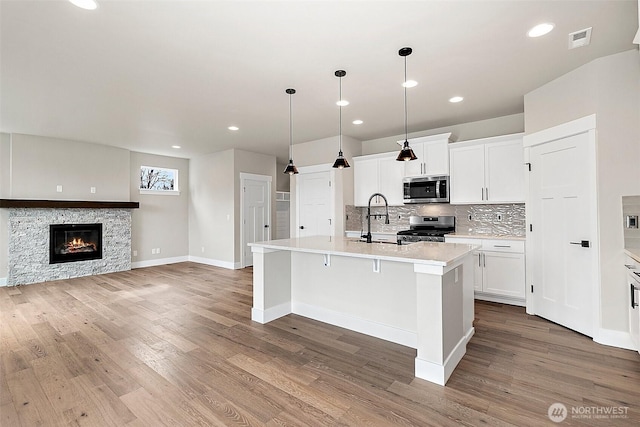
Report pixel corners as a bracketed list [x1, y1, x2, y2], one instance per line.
[446, 236, 525, 306]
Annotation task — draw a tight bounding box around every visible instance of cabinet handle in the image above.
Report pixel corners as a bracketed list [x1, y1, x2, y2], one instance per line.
[483, 253, 486, 267]
[300, 226, 305, 229]
[631, 283, 639, 308]
[625, 264, 636, 270]
[478, 253, 481, 267]
[569, 240, 590, 248]
[481, 188, 484, 200]
[485, 187, 489, 200]
[493, 245, 511, 248]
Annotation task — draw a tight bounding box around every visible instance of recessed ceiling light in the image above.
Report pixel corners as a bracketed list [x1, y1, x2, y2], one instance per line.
[352, 120, 363, 125]
[228, 126, 239, 131]
[171, 145, 181, 149]
[528, 23, 554, 38]
[69, 0, 98, 10]
[336, 100, 349, 107]
[402, 80, 418, 88]
[449, 96, 464, 103]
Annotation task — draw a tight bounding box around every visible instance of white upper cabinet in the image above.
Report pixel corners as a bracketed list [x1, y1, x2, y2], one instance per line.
[353, 152, 404, 206]
[449, 133, 525, 204]
[400, 133, 452, 177]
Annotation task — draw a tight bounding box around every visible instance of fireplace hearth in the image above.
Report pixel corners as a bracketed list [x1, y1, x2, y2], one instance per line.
[50, 223, 103, 264]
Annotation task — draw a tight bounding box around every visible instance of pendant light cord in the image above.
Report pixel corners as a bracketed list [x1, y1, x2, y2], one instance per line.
[404, 55, 408, 142]
[289, 92, 293, 159]
[339, 75, 343, 153]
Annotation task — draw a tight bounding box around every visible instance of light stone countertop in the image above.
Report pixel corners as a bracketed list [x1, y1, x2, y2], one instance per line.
[445, 233, 526, 241]
[625, 248, 640, 263]
[249, 236, 479, 267]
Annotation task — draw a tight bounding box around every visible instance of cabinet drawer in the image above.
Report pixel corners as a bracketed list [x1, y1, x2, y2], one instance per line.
[481, 239, 524, 253]
[444, 237, 480, 246]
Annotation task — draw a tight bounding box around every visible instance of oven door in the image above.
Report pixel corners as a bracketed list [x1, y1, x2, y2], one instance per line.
[403, 176, 449, 203]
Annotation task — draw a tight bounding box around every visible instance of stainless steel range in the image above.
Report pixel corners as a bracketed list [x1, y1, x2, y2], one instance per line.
[396, 215, 455, 243]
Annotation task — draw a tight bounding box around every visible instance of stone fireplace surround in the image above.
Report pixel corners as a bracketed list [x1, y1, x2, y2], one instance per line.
[2, 199, 139, 286]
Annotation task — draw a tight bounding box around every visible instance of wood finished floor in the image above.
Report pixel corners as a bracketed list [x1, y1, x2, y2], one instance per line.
[1, 262, 639, 426]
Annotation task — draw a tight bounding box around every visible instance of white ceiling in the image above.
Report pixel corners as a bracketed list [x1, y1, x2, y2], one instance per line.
[1, 0, 637, 162]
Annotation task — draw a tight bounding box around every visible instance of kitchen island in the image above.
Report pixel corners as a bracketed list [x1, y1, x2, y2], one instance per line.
[249, 236, 477, 386]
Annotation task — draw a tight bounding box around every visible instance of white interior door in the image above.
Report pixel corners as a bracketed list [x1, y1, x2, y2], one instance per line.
[297, 171, 332, 237]
[530, 132, 597, 337]
[242, 176, 271, 267]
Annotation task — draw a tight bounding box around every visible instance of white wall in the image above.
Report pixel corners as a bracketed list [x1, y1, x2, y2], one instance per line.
[524, 49, 640, 333]
[7, 134, 130, 201]
[130, 152, 189, 265]
[361, 113, 524, 155]
[188, 148, 277, 268]
[189, 149, 236, 267]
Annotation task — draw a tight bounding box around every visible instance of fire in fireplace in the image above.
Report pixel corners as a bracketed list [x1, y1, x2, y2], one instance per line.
[50, 223, 103, 264]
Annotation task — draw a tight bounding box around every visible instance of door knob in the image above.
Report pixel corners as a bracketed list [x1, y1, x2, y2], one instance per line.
[299, 226, 305, 229]
[569, 240, 590, 247]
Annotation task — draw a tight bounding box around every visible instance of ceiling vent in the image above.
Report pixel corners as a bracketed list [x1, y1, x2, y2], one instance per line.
[568, 27, 592, 49]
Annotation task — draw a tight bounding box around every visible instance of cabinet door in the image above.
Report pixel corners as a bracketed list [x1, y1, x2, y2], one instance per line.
[403, 143, 423, 177]
[354, 158, 379, 206]
[378, 155, 405, 206]
[485, 139, 524, 203]
[449, 144, 485, 204]
[423, 139, 450, 176]
[482, 251, 525, 298]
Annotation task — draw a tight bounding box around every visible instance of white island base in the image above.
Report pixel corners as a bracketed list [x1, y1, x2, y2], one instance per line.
[250, 236, 476, 386]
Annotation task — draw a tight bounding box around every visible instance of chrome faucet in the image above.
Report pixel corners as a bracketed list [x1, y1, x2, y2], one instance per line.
[366, 193, 390, 243]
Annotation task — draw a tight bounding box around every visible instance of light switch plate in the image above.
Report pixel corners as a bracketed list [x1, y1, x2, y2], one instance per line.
[626, 215, 638, 229]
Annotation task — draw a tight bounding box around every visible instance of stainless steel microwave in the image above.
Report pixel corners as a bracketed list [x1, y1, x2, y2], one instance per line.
[403, 175, 449, 204]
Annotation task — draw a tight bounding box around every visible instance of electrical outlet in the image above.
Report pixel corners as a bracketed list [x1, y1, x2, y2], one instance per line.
[201, 246, 205, 253]
[496, 213, 503, 221]
[133, 250, 137, 257]
[56, 185, 63, 192]
[90, 187, 96, 194]
[157, 248, 161, 254]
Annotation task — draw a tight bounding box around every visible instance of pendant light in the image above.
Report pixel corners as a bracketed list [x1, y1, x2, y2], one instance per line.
[283, 88, 299, 175]
[396, 47, 418, 162]
[332, 70, 350, 169]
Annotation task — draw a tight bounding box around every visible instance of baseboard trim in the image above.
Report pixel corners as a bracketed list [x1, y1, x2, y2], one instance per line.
[415, 332, 469, 386]
[0, 277, 7, 287]
[252, 302, 292, 324]
[131, 256, 189, 269]
[594, 327, 637, 351]
[188, 256, 241, 270]
[291, 301, 417, 348]
[474, 293, 525, 307]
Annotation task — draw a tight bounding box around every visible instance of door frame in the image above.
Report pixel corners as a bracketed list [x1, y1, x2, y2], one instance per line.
[240, 172, 272, 268]
[523, 114, 600, 335]
[295, 164, 335, 238]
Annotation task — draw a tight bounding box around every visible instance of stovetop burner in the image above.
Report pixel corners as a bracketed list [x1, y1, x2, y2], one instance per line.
[396, 215, 455, 242]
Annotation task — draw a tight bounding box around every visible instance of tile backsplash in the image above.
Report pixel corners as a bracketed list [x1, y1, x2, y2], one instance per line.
[622, 195, 640, 249]
[345, 203, 526, 237]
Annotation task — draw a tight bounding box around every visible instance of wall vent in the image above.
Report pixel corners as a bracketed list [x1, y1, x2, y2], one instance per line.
[568, 27, 592, 49]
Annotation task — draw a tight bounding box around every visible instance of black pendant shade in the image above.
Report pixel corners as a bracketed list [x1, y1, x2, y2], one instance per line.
[332, 70, 350, 169]
[397, 140, 418, 161]
[397, 47, 418, 162]
[283, 88, 299, 175]
[332, 151, 350, 169]
[284, 159, 298, 175]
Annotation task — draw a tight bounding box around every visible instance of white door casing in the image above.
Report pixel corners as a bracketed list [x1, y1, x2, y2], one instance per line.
[241, 173, 271, 268]
[296, 168, 333, 238]
[525, 116, 599, 337]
